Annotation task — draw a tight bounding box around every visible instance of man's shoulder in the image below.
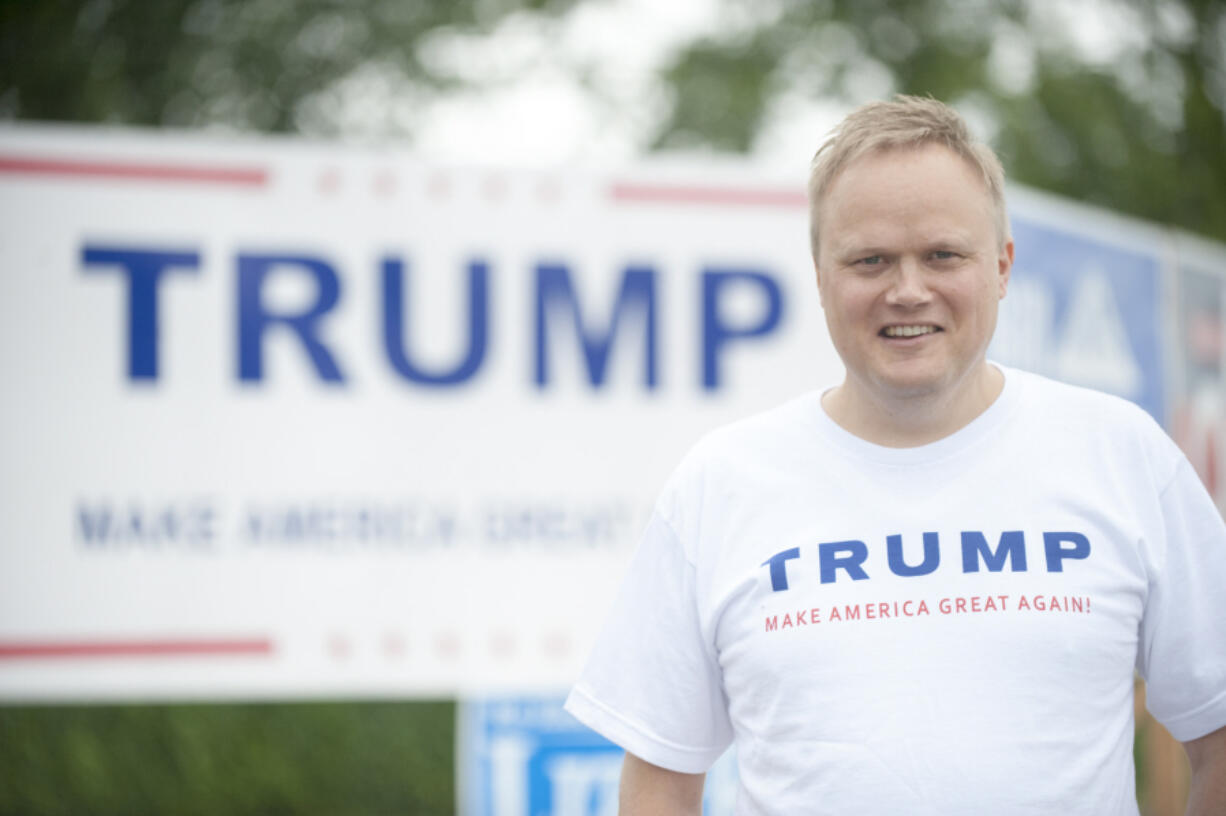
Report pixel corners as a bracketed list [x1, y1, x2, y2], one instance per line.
[659, 392, 822, 496]
[653, 392, 823, 543]
[1009, 366, 1160, 429]
[690, 390, 824, 461]
[1006, 366, 1182, 479]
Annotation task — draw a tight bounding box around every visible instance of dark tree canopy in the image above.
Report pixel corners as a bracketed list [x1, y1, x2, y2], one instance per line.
[0, 0, 581, 133]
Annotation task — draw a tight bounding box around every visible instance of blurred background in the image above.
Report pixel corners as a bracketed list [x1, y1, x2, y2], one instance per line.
[4, 0, 1224, 236]
[1, 0, 1224, 813]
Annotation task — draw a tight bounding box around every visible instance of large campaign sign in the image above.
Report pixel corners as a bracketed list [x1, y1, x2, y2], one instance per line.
[0, 124, 1222, 705]
[0, 124, 832, 700]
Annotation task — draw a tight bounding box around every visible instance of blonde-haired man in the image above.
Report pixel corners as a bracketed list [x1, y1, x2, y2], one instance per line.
[566, 95, 1226, 814]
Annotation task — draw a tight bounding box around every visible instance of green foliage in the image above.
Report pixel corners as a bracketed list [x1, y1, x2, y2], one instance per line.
[652, 33, 781, 152]
[0, 701, 456, 816]
[0, 0, 580, 133]
[3, 0, 1222, 240]
[654, 0, 1226, 243]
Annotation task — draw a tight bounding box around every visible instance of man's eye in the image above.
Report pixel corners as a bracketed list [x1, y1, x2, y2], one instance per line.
[931, 250, 959, 261]
[857, 255, 884, 266]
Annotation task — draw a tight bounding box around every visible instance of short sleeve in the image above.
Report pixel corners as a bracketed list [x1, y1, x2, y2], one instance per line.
[1137, 459, 1226, 742]
[564, 512, 733, 773]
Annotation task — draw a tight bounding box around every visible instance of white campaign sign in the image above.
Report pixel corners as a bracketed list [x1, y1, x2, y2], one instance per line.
[1, 124, 1221, 701]
[0, 124, 835, 700]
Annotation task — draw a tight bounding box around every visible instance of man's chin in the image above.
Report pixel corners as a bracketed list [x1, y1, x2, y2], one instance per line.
[867, 359, 994, 405]
[869, 369, 951, 401]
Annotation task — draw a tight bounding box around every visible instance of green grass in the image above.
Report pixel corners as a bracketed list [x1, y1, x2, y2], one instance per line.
[0, 701, 455, 816]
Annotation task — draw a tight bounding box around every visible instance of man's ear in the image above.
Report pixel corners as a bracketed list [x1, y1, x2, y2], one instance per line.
[815, 261, 825, 308]
[997, 240, 1014, 300]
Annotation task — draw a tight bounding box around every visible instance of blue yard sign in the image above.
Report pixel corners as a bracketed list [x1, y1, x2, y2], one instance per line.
[991, 216, 1165, 424]
[458, 696, 737, 816]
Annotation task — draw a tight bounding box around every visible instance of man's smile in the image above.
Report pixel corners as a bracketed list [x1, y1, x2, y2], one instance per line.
[880, 324, 942, 338]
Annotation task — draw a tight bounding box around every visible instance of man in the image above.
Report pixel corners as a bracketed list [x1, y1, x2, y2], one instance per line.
[564, 96, 1226, 814]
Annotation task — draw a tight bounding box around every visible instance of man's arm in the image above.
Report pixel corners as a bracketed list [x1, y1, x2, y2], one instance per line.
[1184, 724, 1226, 816]
[619, 752, 705, 816]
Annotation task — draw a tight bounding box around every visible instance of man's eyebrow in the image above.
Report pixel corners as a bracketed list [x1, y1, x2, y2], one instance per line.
[832, 249, 885, 264]
[829, 238, 885, 258]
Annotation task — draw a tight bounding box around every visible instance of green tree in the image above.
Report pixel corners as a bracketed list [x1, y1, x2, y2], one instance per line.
[653, 0, 1226, 242]
[0, 0, 579, 134]
[2, 0, 1224, 236]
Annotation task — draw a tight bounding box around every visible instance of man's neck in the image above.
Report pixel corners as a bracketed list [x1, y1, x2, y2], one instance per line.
[821, 363, 1005, 448]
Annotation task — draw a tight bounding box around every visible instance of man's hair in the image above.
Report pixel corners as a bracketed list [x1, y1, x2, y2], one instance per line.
[808, 95, 1009, 259]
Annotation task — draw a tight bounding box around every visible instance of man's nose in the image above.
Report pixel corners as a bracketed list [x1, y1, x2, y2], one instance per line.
[885, 257, 930, 306]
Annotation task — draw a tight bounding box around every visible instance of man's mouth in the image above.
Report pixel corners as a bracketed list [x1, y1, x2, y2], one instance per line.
[881, 325, 940, 338]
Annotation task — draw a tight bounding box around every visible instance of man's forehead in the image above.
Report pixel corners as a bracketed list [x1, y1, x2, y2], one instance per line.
[826, 141, 983, 193]
[821, 145, 991, 220]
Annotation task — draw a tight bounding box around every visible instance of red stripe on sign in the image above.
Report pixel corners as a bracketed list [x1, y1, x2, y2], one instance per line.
[609, 182, 807, 209]
[0, 639, 273, 659]
[0, 155, 268, 187]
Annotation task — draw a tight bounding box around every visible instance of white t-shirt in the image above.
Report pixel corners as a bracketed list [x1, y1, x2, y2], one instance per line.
[565, 366, 1226, 815]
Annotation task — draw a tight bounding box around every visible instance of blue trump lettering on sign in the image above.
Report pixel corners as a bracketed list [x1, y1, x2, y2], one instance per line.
[80, 244, 785, 391]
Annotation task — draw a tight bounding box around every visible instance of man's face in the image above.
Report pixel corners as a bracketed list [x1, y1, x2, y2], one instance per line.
[815, 143, 1012, 406]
